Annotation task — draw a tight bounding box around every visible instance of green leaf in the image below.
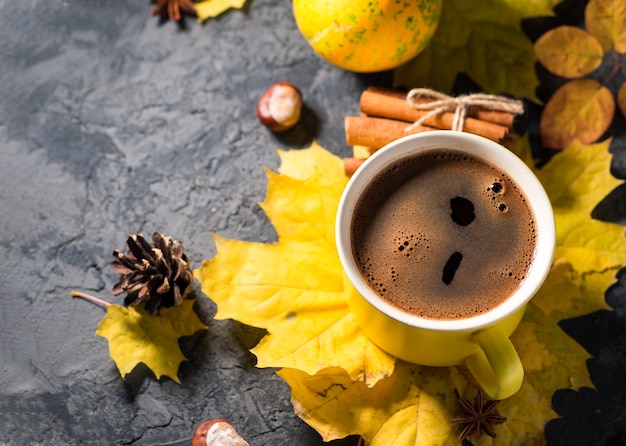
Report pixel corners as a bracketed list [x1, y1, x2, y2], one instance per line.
[394, 0, 561, 100]
[96, 300, 207, 382]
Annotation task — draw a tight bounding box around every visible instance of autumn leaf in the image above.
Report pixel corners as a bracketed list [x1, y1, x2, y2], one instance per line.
[281, 263, 617, 446]
[194, 0, 246, 22]
[517, 262, 612, 391]
[534, 0, 626, 149]
[585, 0, 626, 53]
[532, 138, 626, 271]
[539, 79, 614, 149]
[280, 364, 462, 445]
[393, 0, 560, 100]
[534, 26, 604, 78]
[194, 143, 395, 384]
[96, 300, 207, 383]
[196, 138, 625, 443]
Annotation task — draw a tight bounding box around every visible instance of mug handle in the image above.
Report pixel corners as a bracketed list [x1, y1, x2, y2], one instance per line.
[464, 325, 524, 400]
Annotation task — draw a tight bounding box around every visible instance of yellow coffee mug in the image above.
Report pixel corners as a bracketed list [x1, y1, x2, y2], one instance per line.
[336, 131, 555, 400]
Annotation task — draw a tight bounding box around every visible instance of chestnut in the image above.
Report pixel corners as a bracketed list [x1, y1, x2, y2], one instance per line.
[256, 82, 302, 132]
[191, 420, 249, 446]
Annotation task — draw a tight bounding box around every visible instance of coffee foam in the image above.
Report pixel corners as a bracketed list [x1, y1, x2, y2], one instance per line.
[351, 149, 537, 320]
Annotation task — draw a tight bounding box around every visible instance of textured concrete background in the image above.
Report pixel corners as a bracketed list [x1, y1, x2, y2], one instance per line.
[0, 1, 378, 444]
[1, 0, 625, 445]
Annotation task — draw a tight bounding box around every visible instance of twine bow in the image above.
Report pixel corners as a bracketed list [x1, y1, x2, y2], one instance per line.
[405, 88, 524, 133]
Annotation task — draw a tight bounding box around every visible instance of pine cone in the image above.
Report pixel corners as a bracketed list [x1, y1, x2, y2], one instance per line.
[111, 232, 192, 315]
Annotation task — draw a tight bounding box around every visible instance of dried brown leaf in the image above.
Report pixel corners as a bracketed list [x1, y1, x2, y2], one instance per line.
[585, 0, 626, 53]
[534, 26, 604, 78]
[540, 79, 614, 149]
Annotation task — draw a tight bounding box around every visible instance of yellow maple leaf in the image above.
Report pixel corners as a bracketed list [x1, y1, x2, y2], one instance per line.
[517, 263, 612, 391]
[96, 300, 207, 383]
[196, 138, 624, 444]
[280, 364, 462, 445]
[280, 263, 617, 445]
[194, 0, 246, 23]
[532, 138, 626, 271]
[195, 142, 395, 384]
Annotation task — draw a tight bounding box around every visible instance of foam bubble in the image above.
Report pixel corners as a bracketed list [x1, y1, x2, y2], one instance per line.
[351, 149, 538, 320]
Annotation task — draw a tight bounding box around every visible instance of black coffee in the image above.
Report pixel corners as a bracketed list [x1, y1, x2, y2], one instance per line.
[351, 149, 537, 320]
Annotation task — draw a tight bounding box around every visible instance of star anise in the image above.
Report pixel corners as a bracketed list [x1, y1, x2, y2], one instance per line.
[111, 232, 192, 315]
[450, 389, 507, 441]
[151, 0, 197, 21]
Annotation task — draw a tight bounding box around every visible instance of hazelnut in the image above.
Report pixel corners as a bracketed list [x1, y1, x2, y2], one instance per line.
[256, 82, 302, 132]
[191, 420, 249, 446]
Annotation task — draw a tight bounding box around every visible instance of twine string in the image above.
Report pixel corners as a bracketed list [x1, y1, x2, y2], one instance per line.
[404, 88, 524, 132]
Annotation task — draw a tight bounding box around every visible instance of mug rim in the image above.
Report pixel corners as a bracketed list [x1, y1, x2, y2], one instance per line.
[336, 130, 555, 332]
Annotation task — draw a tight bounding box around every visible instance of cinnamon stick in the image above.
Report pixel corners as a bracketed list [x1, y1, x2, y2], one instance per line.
[359, 89, 509, 142]
[343, 158, 366, 177]
[363, 86, 516, 128]
[345, 116, 438, 151]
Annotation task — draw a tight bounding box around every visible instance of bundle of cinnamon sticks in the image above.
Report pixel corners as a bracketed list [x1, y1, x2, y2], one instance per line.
[343, 87, 519, 176]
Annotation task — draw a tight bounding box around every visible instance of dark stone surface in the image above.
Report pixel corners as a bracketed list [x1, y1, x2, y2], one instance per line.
[1, 0, 625, 445]
[0, 1, 368, 444]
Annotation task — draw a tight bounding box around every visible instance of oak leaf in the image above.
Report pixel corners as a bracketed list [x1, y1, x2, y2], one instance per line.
[393, 0, 560, 100]
[194, 142, 395, 384]
[534, 26, 604, 78]
[96, 300, 207, 383]
[539, 79, 614, 149]
[194, 0, 246, 23]
[585, 0, 626, 53]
